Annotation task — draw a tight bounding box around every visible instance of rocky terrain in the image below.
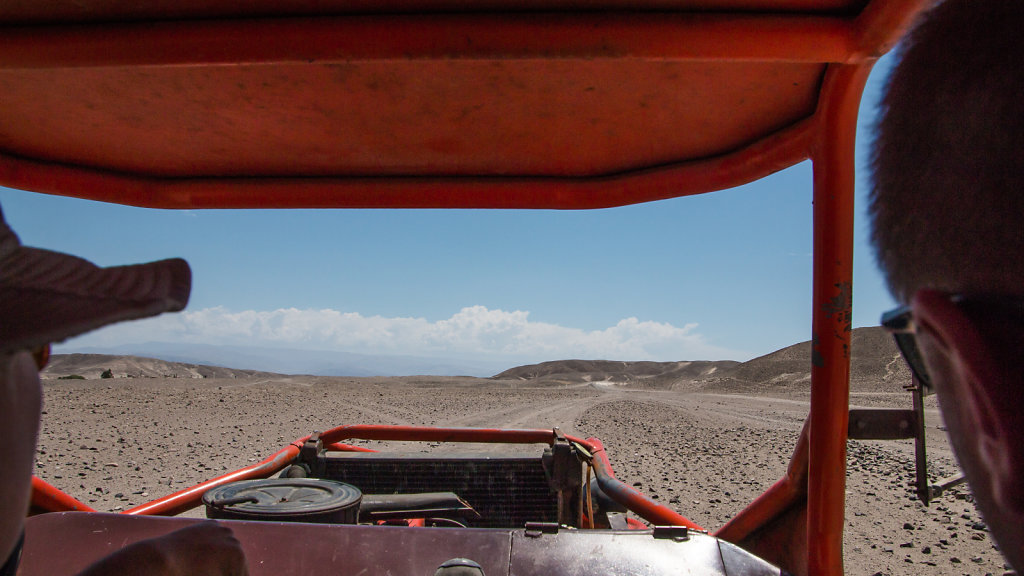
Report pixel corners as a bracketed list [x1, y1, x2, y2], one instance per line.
[34, 327, 1008, 575]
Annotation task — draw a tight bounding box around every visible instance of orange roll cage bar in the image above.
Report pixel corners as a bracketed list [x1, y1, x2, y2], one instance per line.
[4, 1, 932, 574]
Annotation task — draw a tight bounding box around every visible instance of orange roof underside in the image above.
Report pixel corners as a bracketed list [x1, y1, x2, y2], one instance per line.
[0, 61, 822, 178]
[0, 0, 925, 209]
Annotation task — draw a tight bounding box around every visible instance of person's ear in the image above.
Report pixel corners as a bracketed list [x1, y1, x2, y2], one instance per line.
[913, 289, 1024, 514]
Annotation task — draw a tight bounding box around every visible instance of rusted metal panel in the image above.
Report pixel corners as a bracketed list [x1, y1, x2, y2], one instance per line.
[847, 409, 918, 440]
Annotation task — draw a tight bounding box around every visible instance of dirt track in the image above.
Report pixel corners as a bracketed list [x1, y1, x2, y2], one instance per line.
[35, 376, 1007, 575]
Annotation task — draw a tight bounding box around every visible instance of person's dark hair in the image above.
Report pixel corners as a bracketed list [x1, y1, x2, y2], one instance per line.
[869, 0, 1024, 304]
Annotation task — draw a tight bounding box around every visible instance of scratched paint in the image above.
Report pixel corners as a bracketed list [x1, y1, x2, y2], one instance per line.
[811, 333, 824, 367]
[821, 281, 853, 358]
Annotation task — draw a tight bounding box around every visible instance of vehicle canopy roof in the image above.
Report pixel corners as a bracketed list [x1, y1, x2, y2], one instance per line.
[0, 0, 923, 209]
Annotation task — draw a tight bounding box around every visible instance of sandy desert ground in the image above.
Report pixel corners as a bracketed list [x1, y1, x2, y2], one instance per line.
[34, 369, 1009, 576]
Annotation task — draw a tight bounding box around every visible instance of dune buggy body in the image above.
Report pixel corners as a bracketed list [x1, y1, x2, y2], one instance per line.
[0, 1, 932, 574]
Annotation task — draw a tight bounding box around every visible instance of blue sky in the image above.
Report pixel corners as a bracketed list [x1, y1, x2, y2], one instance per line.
[0, 54, 899, 372]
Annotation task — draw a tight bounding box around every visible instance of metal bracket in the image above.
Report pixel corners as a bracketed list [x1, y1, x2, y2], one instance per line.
[545, 428, 584, 526]
[606, 512, 629, 530]
[849, 374, 946, 505]
[847, 409, 918, 440]
[300, 431, 326, 477]
[524, 522, 560, 537]
[652, 525, 689, 542]
[549, 429, 583, 490]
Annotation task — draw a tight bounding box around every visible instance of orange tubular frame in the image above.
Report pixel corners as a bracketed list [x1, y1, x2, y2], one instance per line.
[30, 476, 96, 514]
[0, 15, 854, 69]
[29, 426, 703, 529]
[0, 119, 817, 211]
[100, 426, 702, 530]
[805, 62, 870, 576]
[14, 2, 936, 575]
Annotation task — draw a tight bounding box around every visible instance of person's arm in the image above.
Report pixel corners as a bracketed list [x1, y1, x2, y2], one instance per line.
[0, 352, 42, 564]
[75, 522, 248, 576]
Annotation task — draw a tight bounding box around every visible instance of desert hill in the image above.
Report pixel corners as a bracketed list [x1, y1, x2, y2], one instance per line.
[41, 353, 279, 380]
[493, 359, 738, 388]
[492, 327, 910, 394]
[693, 326, 909, 394]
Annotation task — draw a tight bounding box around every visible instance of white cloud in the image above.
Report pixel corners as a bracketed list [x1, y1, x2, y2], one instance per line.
[64, 305, 740, 362]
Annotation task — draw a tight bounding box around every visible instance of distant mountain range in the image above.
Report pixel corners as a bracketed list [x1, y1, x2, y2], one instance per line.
[46, 327, 911, 393]
[54, 342, 511, 378]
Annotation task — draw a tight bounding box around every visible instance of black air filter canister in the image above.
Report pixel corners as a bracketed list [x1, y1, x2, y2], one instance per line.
[203, 478, 362, 524]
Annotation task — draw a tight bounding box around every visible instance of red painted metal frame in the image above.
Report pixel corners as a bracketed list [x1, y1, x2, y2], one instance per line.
[804, 62, 869, 576]
[30, 476, 95, 513]
[0, 120, 814, 210]
[123, 443, 302, 517]
[30, 425, 702, 531]
[0, 15, 853, 69]
[97, 422, 696, 528]
[14, 2, 935, 575]
[317, 425, 557, 445]
[0, 4, 929, 74]
[585, 437, 704, 531]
